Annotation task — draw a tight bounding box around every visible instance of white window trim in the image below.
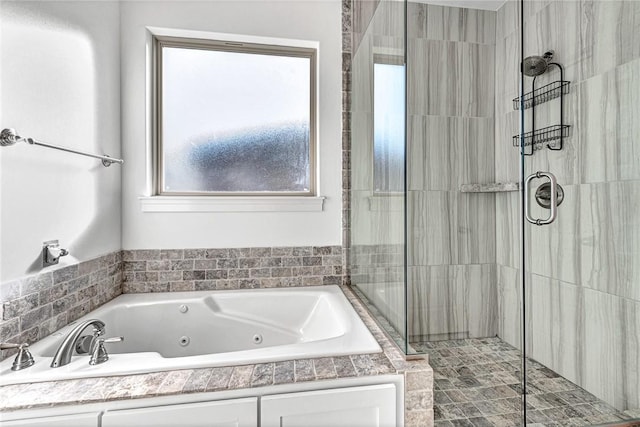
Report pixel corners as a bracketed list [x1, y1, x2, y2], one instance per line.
[139, 196, 325, 213]
[142, 26, 323, 213]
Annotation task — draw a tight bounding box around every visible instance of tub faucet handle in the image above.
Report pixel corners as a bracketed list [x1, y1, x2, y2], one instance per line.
[89, 336, 124, 365]
[1, 342, 35, 371]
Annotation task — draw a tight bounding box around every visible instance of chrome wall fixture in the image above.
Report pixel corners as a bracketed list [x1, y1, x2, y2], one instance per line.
[0, 128, 124, 167]
[524, 171, 559, 226]
[512, 50, 571, 156]
[42, 240, 69, 267]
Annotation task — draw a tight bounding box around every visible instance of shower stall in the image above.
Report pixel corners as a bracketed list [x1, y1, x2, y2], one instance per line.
[348, 0, 640, 425]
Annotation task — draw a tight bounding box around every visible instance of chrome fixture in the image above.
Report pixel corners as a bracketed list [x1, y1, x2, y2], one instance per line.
[0, 342, 35, 371]
[521, 50, 554, 77]
[89, 336, 124, 365]
[0, 128, 124, 167]
[50, 319, 105, 368]
[535, 182, 564, 209]
[42, 240, 69, 267]
[524, 171, 560, 226]
[514, 50, 570, 155]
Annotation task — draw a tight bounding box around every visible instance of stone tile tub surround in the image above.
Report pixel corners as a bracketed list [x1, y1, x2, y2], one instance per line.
[0, 252, 123, 360]
[122, 246, 344, 293]
[0, 285, 434, 427]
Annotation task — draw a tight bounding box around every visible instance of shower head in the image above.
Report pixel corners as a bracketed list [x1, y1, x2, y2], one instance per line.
[522, 50, 555, 77]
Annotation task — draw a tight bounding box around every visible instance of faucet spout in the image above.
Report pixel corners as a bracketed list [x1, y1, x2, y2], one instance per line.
[50, 319, 106, 368]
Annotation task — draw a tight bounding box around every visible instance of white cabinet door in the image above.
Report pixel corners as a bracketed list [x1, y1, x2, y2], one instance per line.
[101, 397, 257, 427]
[0, 413, 98, 427]
[261, 384, 397, 427]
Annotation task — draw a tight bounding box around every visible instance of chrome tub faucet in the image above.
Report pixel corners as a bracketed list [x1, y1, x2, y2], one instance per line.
[50, 319, 106, 368]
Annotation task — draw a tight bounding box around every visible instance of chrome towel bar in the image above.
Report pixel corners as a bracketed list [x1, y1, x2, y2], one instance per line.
[0, 128, 124, 167]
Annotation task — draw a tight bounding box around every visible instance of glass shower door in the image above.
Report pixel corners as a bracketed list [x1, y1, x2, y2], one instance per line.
[349, 0, 408, 352]
[520, 0, 640, 424]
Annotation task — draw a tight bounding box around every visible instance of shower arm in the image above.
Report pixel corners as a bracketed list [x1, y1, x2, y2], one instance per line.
[0, 128, 124, 167]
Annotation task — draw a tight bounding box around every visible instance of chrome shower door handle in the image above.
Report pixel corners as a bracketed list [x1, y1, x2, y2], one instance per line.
[524, 171, 558, 225]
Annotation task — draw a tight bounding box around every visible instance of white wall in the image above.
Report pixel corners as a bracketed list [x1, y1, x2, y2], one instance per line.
[0, 1, 122, 282]
[120, 1, 343, 250]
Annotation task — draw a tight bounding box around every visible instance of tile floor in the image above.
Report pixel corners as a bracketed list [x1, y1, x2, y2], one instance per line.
[412, 337, 639, 427]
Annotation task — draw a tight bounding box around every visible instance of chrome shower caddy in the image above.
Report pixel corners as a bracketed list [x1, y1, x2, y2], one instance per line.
[512, 62, 571, 156]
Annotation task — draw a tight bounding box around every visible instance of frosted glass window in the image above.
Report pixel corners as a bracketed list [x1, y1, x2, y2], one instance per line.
[373, 62, 405, 193]
[156, 37, 315, 195]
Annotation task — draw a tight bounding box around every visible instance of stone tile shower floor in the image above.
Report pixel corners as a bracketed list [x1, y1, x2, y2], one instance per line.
[412, 337, 637, 427]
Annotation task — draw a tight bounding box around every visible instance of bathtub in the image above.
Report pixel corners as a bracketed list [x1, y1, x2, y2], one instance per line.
[0, 286, 381, 385]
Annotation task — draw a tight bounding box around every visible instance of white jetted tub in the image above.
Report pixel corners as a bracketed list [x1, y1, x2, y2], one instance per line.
[0, 285, 381, 385]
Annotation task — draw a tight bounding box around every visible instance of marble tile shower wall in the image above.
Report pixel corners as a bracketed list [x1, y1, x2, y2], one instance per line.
[495, 0, 640, 411]
[0, 252, 123, 360]
[406, 3, 498, 341]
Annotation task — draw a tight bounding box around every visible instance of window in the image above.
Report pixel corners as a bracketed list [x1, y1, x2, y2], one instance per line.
[373, 56, 405, 194]
[154, 36, 316, 196]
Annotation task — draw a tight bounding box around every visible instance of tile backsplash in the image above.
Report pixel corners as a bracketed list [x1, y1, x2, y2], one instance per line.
[0, 252, 123, 359]
[122, 246, 343, 293]
[0, 246, 344, 359]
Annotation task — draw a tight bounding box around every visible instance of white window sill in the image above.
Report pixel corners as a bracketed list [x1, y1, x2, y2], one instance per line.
[139, 196, 325, 213]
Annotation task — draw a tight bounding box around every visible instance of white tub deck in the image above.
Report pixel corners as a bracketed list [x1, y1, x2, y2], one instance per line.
[0, 286, 381, 385]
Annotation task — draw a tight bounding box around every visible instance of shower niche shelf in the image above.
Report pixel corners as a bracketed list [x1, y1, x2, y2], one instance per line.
[460, 182, 519, 193]
[512, 80, 570, 110]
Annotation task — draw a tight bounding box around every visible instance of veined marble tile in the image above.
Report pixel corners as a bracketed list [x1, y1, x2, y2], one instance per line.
[351, 190, 405, 250]
[407, 39, 494, 118]
[579, 57, 640, 183]
[496, 0, 520, 41]
[372, 35, 404, 53]
[371, 0, 404, 39]
[524, 274, 581, 387]
[459, 42, 496, 118]
[523, 0, 551, 21]
[495, 30, 520, 111]
[408, 3, 496, 45]
[350, 36, 372, 113]
[579, 0, 640, 81]
[350, 112, 373, 191]
[526, 184, 581, 285]
[523, 1, 582, 83]
[579, 181, 640, 302]
[496, 264, 522, 350]
[467, 264, 498, 338]
[408, 265, 466, 339]
[406, 115, 425, 192]
[495, 191, 521, 269]
[406, 1, 426, 41]
[407, 115, 494, 191]
[582, 288, 640, 411]
[408, 190, 496, 266]
[407, 264, 496, 339]
[352, 0, 381, 55]
[494, 110, 520, 183]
